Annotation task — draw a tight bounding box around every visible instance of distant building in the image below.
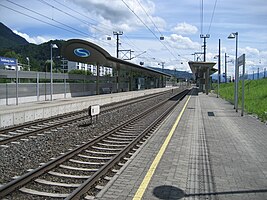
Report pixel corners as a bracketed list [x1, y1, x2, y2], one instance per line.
[63, 60, 113, 76]
[2, 65, 23, 70]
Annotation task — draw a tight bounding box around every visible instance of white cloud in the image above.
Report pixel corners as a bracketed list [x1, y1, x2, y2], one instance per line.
[239, 47, 260, 57]
[70, 0, 132, 24]
[171, 22, 198, 35]
[13, 30, 49, 44]
[69, 0, 166, 33]
[236, 47, 267, 69]
[167, 34, 200, 50]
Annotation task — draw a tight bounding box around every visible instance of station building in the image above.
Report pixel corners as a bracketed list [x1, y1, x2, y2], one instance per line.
[61, 39, 171, 94]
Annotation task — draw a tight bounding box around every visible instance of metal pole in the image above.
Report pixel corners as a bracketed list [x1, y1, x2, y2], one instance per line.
[116, 34, 119, 58]
[113, 31, 123, 58]
[225, 53, 227, 83]
[217, 39, 221, 98]
[241, 54, 245, 116]
[64, 63, 66, 98]
[205, 69, 209, 95]
[45, 65, 47, 100]
[16, 59, 18, 105]
[6, 83, 8, 105]
[96, 64, 100, 95]
[204, 37, 206, 62]
[37, 72, 40, 101]
[234, 32, 238, 112]
[50, 44, 53, 101]
[218, 39, 221, 83]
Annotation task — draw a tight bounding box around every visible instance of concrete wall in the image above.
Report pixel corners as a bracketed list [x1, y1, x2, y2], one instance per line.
[0, 87, 178, 128]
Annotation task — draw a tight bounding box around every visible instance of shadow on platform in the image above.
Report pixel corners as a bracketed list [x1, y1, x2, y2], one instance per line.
[153, 185, 185, 199]
[153, 185, 267, 199]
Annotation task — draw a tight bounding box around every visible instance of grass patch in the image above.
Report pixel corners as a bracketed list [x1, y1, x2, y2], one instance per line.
[213, 78, 267, 122]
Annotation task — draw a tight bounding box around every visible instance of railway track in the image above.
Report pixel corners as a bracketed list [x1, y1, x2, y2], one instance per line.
[0, 89, 176, 146]
[0, 89, 190, 199]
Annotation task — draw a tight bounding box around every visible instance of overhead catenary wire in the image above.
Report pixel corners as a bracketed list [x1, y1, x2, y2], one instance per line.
[135, 0, 163, 36]
[121, 0, 180, 62]
[3, 0, 113, 46]
[200, 0, 204, 35]
[52, 0, 151, 60]
[37, 0, 154, 60]
[207, 0, 218, 34]
[50, 0, 112, 34]
[0, 3, 85, 37]
[2, 0, 190, 66]
[42, 0, 156, 61]
[134, 0, 186, 61]
[6, 0, 90, 37]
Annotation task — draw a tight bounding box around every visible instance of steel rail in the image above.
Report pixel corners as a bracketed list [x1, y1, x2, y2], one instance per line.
[66, 90, 190, 199]
[0, 89, 188, 198]
[0, 90, 175, 145]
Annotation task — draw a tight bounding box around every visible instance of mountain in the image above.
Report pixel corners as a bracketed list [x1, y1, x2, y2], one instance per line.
[0, 22, 29, 49]
[0, 23, 64, 71]
[212, 71, 266, 82]
[148, 67, 193, 80]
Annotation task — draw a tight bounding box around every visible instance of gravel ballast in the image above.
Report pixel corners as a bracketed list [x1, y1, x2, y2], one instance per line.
[0, 90, 180, 185]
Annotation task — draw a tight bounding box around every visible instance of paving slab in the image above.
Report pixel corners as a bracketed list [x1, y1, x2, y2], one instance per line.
[98, 89, 267, 200]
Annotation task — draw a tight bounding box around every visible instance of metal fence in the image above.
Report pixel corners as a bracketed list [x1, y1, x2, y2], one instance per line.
[0, 69, 118, 105]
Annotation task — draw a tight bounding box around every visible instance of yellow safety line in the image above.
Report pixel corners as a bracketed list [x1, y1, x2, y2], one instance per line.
[133, 95, 191, 200]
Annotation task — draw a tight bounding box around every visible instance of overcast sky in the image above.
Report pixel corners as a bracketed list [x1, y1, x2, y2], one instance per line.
[1, 0, 267, 76]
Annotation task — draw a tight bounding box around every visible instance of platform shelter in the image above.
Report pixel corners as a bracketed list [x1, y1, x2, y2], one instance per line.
[188, 61, 216, 94]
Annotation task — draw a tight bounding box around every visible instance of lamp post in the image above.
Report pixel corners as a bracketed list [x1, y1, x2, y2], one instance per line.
[228, 32, 238, 112]
[50, 43, 58, 101]
[26, 57, 30, 71]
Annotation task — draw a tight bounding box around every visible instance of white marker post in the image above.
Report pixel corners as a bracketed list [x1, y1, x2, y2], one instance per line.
[88, 104, 100, 123]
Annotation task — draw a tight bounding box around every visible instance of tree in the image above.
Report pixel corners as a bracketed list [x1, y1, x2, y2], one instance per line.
[4, 50, 23, 62]
[44, 60, 56, 72]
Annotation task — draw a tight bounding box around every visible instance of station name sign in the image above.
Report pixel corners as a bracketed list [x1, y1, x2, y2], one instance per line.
[0, 56, 17, 66]
[237, 54, 245, 67]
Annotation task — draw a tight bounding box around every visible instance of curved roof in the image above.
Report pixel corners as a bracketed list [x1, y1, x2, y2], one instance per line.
[61, 39, 111, 65]
[61, 39, 171, 77]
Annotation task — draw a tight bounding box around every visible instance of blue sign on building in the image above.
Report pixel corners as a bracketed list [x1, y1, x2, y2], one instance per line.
[0, 56, 17, 66]
[73, 48, 91, 58]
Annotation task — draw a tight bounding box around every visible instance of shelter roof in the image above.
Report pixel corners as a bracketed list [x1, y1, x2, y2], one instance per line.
[61, 39, 171, 77]
[188, 61, 217, 77]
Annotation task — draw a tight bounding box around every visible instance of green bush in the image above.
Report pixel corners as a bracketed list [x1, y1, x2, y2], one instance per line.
[68, 69, 92, 75]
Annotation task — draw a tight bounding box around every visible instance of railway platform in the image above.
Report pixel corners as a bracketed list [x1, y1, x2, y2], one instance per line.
[0, 87, 175, 128]
[96, 89, 267, 200]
